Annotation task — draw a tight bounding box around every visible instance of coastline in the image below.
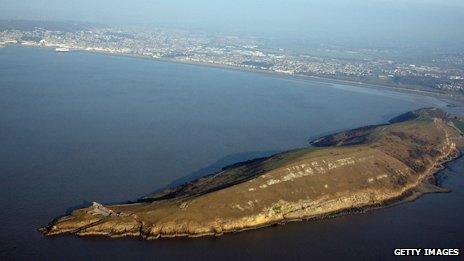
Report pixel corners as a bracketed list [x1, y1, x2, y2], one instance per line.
[78, 50, 464, 106]
[5, 44, 464, 106]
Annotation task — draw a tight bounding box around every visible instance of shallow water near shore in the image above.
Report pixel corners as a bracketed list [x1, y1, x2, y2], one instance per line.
[0, 46, 463, 260]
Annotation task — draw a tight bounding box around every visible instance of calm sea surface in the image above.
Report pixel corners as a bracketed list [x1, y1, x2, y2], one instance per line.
[0, 46, 463, 260]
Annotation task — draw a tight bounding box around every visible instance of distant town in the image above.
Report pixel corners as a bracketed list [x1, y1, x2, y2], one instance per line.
[1, 21, 463, 94]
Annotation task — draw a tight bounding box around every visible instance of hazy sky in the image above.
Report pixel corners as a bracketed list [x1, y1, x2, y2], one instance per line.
[1, 0, 463, 47]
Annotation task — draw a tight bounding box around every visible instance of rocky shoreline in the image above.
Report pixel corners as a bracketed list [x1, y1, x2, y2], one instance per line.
[63, 147, 460, 240]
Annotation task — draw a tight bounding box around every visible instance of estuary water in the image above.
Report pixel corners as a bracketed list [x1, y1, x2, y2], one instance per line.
[0, 46, 462, 260]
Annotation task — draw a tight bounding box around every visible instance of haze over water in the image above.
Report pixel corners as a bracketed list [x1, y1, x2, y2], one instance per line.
[0, 46, 463, 259]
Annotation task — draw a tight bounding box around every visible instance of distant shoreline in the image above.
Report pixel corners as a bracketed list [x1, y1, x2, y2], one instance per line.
[5, 44, 464, 106]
